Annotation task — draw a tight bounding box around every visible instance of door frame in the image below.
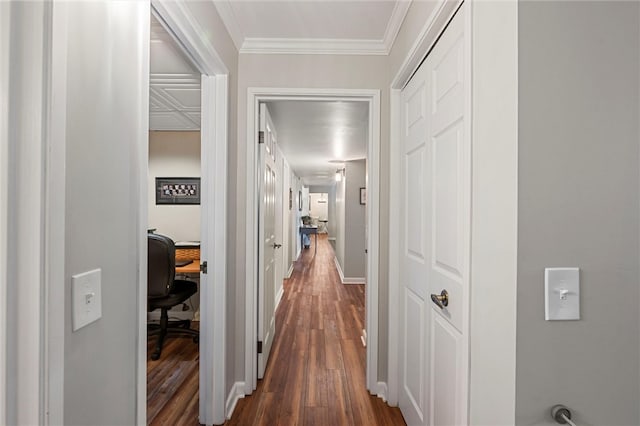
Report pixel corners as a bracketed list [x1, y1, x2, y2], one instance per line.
[142, 2, 229, 425]
[244, 88, 382, 395]
[387, 0, 465, 408]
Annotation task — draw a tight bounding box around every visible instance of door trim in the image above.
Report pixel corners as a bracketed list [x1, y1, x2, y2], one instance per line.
[245, 88, 381, 395]
[387, 0, 464, 407]
[142, 2, 229, 425]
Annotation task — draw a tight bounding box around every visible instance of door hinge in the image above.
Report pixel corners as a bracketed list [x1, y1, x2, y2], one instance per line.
[258, 131, 265, 144]
[200, 261, 208, 274]
[257, 340, 263, 354]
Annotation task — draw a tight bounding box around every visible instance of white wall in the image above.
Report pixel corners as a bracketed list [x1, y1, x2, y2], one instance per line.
[62, 2, 149, 424]
[148, 131, 201, 242]
[469, 2, 519, 424]
[309, 193, 328, 224]
[516, 2, 639, 424]
[309, 185, 336, 237]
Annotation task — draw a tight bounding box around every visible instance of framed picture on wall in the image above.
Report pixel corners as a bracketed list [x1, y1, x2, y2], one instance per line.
[298, 190, 303, 211]
[156, 177, 201, 205]
[289, 188, 293, 210]
[360, 187, 367, 205]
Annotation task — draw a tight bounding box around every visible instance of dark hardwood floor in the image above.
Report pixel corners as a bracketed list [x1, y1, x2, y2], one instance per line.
[147, 324, 200, 426]
[148, 233, 406, 426]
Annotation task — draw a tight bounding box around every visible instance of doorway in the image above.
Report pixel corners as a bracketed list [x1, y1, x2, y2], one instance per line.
[138, 3, 229, 425]
[244, 89, 382, 397]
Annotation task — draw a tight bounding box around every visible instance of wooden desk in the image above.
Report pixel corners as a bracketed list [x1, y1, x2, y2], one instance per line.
[175, 247, 200, 275]
[299, 226, 318, 255]
[175, 259, 200, 275]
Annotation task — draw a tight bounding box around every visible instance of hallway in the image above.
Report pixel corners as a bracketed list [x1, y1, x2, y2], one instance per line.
[227, 234, 405, 425]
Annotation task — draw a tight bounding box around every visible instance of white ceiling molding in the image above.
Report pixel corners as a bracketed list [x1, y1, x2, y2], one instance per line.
[382, 0, 412, 53]
[211, 0, 244, 51]
[214, 0, 411, 56]
[240, 37, 389, 56]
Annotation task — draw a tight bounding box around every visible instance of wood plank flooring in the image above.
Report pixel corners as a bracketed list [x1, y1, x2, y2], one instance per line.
[147, 324, 200, 426]
[227, 234, 405, 426]
[148, 233, 406, 426]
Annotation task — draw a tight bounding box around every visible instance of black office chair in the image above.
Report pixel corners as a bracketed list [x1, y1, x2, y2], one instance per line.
[148, 233, 199, 360]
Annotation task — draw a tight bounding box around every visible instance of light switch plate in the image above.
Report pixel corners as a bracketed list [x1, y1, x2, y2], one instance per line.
[545, 267, 580, 321]
[72, 268, 102, 331]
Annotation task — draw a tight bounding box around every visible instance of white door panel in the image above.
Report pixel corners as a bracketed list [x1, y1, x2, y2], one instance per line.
[258, 103, 278, 378]
[403, 288, 426, 423]
[399, 4, 469, 426]
[430, 313, 462, 426]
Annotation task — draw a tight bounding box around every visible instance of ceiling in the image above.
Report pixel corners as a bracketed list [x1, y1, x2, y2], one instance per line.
[266, 101, 367, 186]
[149, 14, 201, 131]
[213, 0, 410, 55]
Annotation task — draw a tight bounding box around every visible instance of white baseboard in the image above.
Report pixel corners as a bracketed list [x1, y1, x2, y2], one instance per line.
[373, 381, 389, 402]
[286, 263, 294, 279]
[333, 257, 365, 284]
[225, 381, 245, 420]
[275, 285, 284, 311]
[334, 256, 345, 282]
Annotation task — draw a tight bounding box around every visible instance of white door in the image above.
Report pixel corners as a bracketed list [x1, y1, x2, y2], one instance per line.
[274, 147, 284, 308]
[257, 103, 278, 378]
[398, 5, 470, 425]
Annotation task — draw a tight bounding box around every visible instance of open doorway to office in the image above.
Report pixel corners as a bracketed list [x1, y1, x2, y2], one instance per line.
[146, 11, 202, 424]
[138, 3, 228, 425]
[243, 90, 384, 416]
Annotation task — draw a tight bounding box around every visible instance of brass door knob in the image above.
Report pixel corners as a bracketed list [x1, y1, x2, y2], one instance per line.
[430, 290, 449, 309]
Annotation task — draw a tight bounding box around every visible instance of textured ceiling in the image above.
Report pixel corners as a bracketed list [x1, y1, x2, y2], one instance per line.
[149, 14, 201, 131]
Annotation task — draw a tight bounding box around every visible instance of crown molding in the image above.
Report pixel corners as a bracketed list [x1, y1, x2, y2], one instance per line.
[240, 38, 389, 55]
[383, 0, 412, 53]
[212, 0, 244, 51]
[215, 0, 412, 56]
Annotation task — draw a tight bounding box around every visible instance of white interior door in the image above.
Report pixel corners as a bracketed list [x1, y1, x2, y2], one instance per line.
[398, 5, 469, 425]
[274, 147, 284, 307]
[257, 103, 278, 379]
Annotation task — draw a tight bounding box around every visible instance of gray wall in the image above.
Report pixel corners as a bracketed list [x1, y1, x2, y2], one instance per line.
[148, 131, 201, 242]
[63, 2, 149, 424]
[517, 2, 640, 424]
[343, 160, 366, 279]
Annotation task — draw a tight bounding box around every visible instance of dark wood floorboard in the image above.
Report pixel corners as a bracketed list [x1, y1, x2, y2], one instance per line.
[147, 324, 200, 426]
[147, 234, 406, 426]
[226, 234, 406, 426]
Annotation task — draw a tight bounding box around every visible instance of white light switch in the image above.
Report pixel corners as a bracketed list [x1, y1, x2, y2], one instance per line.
[545, 267, 580, 321]
[72, 268, 102, 331]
